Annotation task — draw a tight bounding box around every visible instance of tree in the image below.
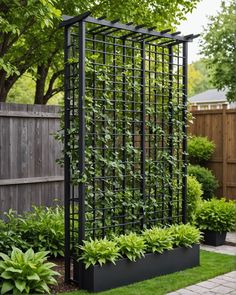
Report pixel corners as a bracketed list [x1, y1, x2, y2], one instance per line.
[200, 0, 236, 102]
[0, 0, 61, 102]
[188, 59, 212, 97]
[1, 0, 200, 104]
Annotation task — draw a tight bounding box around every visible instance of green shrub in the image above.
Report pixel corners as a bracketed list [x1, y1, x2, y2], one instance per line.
[115, 233, 146, 261]
[18, 206, 64, 257]
[0, 207, 64, 257]
[188, 165, 218, 199]
[79, 238, 120, 269]
[188, 136, 215, 164]
[168, 224, 202, 247]
[187, 176, 203, 223]
[142, 227, 173, 253]
[0, 247, 59, 294]
[0, 211, 29, 255]
[196, 198, 236, 233]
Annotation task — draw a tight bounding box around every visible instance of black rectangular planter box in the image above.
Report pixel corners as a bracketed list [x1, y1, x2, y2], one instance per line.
[76, 244, 200, 292]
[203, 231, 226, 246]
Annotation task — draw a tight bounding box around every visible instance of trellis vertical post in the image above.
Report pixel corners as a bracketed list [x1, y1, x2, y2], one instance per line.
[140, 40, 146, 229]
[78, 20, 86, 285]
[168, 45, 173, 223]
[64, 25, 71, 283]
[182, 41, 188, 224]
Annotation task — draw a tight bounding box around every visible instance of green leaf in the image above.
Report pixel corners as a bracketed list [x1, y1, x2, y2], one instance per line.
[1, 281, 14, 294]
[27, 273, 40, 281]
[6, 267, 22, 273]
[0, 253, 9, 261]
[15, 280, 26, 293]
[1, 271, 13, 279]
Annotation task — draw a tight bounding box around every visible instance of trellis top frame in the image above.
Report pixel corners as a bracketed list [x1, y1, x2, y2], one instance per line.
[60, 11, 199, 45]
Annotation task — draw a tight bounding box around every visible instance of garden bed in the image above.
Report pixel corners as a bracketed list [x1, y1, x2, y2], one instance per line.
[50, 257, 78, 294]
[77, 244, 200, 292]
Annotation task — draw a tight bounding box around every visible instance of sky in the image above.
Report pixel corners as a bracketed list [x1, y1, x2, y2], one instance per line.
[177, 0, 222, 64]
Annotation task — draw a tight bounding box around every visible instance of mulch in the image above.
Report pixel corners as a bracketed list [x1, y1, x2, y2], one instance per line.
[49, 257, 79, 294]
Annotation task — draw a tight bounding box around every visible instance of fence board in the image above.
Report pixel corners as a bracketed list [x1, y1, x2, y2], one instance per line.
[0, 102, 64, 215]
[189, 105, 236, 200]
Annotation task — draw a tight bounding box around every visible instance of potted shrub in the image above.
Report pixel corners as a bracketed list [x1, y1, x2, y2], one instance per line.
[196, 198, 236, 246]
[77, 225, 201, 292]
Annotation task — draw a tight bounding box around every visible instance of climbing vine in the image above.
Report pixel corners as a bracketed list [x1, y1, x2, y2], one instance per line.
[58, 28, 187, 239]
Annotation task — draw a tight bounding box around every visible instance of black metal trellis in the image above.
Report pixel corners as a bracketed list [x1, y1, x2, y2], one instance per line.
[60, 13, 198, 285]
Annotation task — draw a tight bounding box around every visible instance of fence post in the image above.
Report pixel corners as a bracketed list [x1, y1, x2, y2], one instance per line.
[222, 103, 228, 197]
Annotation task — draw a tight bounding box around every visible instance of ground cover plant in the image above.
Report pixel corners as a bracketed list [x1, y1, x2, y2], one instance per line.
[59, 250, 235, 295]
[0, 247, 59, 294]
[196, 198, 236, 233]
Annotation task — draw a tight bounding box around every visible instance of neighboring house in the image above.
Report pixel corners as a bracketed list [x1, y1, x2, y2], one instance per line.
[188, 89, 236, 110]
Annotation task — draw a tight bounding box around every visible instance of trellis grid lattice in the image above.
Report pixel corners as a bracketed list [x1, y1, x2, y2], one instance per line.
[60, 12, 198, 283]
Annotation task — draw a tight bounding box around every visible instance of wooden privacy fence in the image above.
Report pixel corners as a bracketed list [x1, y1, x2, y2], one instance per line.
[189, 104, 236, 200]
[1, 102, 235, 214]
[0, 103, 64, 215]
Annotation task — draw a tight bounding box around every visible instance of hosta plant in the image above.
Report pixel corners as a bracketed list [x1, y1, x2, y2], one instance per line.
[142, 227, 173, 253]
[79, 238, 120, 269]
[115, 233, 146, 261]
[168, 224, 202, 248]
[196, 198, 236, 233]
[0, 247, 59, 294]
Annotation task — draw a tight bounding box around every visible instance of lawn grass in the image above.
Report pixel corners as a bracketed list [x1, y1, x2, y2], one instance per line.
[60, 250, 235, 295]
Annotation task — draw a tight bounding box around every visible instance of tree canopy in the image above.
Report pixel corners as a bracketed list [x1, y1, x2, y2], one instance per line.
[188, 59, 212, 97]
[0, 0, 200, 104]
[200, 0, 236, 102]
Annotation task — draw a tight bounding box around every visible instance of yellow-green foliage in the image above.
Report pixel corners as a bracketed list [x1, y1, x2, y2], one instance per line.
[187, 176, 203, 223]
[196, 198, 236, 233]
[188, 136, 215, 164]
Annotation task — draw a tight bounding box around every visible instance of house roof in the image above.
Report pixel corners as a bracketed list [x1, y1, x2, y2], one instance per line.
[189, 89, 227, 104]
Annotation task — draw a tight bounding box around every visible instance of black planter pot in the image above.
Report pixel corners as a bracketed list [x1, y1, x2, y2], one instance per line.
[75, 244, 200, 292]
[203, 230, 227, 246]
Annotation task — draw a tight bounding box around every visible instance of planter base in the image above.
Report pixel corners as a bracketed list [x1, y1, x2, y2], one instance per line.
[74, 244, 200, 292]
[203, 231, 226, 246]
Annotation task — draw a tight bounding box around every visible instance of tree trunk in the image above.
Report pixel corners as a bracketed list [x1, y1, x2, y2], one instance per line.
[0, 70, 8, 102]
[0, 71, 18, 102]
[0, 88, 8, 102]
[34, 65, 49, 104]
